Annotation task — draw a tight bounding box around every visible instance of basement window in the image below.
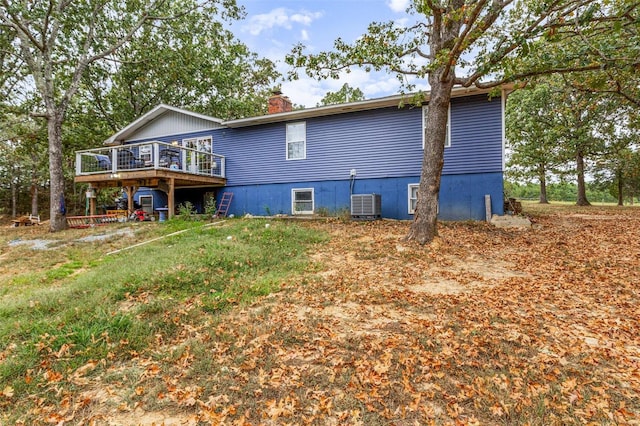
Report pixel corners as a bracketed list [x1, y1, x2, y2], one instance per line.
[292, 188, 314, 214]
[408, 184, 419, 214]
[408, 184, 438, 215]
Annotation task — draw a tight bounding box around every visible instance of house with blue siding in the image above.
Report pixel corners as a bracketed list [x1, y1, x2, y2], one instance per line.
[75, 86, 506, 221]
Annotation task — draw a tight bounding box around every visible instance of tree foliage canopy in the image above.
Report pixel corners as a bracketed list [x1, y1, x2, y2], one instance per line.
[318, 83, 365, 106]
[287, 0, 637, 90]
[0, 0, 280, 228]
[83, 7, 279, 130]
[506, 75, 640, 205]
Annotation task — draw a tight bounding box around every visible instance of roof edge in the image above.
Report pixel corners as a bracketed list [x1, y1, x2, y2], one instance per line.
[223, 84, 511, 128]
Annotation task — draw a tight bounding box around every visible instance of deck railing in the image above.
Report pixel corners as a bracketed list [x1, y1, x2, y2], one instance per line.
[75, 141, 225, 178]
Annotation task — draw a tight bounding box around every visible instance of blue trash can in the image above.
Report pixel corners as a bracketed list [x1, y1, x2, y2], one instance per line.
[156, 207, 168, 222]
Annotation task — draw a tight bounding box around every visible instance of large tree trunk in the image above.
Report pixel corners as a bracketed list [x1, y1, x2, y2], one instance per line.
[406, 68, 455, 244]
[48, 113, 68, 231]
[538, 167, 549, 204]
[575, 151, 591, 206]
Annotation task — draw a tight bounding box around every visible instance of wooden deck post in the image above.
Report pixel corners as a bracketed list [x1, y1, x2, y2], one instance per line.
[87, 186, 97, 215]
[125, 186, 138, 213]
[89, 195, 96, 216]
[168, 178, 175, 219]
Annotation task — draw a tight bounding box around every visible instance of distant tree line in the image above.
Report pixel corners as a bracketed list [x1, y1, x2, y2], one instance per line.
[504, 181, 631, 205]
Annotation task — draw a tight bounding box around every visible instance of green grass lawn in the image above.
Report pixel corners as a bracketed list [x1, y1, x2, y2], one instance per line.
[0, 218, 327, 422]
[520, 199, 639, 217]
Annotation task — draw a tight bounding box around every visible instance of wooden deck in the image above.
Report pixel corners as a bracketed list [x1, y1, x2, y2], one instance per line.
[74, 168, 226, 189]
[75, 142, 227, 219]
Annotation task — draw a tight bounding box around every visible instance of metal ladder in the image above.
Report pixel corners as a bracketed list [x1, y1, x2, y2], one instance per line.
[215, 192, 233, 218]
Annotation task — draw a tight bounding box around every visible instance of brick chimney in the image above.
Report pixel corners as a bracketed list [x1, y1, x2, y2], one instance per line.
[268, 90, 292, 114]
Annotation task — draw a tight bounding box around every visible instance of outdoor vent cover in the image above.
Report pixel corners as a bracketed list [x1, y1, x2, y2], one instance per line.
[351, 194, 381, 220]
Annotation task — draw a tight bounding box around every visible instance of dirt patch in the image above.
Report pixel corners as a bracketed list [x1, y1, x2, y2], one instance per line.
[312, 228, 524, 295]
[567, 213, 630, 220]
[412, 255, 527, 294]
[5, 228, 135, 251]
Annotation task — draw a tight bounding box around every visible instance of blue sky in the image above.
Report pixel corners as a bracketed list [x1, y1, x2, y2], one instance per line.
[232, 0, 421, 107]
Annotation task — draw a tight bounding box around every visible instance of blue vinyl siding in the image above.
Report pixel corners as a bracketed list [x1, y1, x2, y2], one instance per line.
[216, 94, 503, 187]
[445, 96, 503, 174]
[222, 172, 503, 221]
[124, 93, 504, 221]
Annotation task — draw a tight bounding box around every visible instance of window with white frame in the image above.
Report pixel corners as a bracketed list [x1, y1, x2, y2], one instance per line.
[422, 105, 451, 149]
[182, 136, 212, 152]
[408, 184, 419, 214]
[182, 136, 213, 173]
[408, 184, 438, 215]
[286, 122, 306, 160]
[292, 188, 314, 214]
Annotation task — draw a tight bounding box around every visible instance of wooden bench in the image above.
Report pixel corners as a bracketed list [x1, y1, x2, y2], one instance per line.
[11, 214, 40, 227]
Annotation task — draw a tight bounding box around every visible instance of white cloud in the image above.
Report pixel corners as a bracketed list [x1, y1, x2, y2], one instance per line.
[281, 68, 416, 108]
[393, 17, 410, 27]
[386, 0, 410, 13]
[281, 78, 328, 107]
[243, 8, 323, 36]
[244, 8, 290, 36]
[290, 11, 323, 26]
[300, 29, 309, 41]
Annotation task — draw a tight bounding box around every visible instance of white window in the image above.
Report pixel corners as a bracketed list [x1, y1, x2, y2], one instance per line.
[292, 188, 314, 214]
[182, 136, 212, 152]
[182, 136, 213, 173]
[408, 184, 419, 214]
[286, 122, 306, 160]
[422, 105, 451, 149]
[408, 184, 438, 215]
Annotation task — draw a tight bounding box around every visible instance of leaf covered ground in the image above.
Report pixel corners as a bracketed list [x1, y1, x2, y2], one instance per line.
[1, 206, 639, 425]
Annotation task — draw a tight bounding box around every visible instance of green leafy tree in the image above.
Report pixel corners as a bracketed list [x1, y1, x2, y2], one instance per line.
[506, 84, 565, 203]
[287, 0, 636, 243]
[555, 84, 618, 206]
[318, 83, 365, 106]
[83, 14, 279, 129]
[508, 76, 623, 206]
[622, 150, 640, 204]
[592, 118, 640, 206]
[0, 0, 246, 231]
[536, 1, 640, 108]
[0, 106, 48, 216]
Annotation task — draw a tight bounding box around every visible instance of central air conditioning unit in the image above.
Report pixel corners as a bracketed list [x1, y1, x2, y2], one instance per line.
[351, 194, 381, 220]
